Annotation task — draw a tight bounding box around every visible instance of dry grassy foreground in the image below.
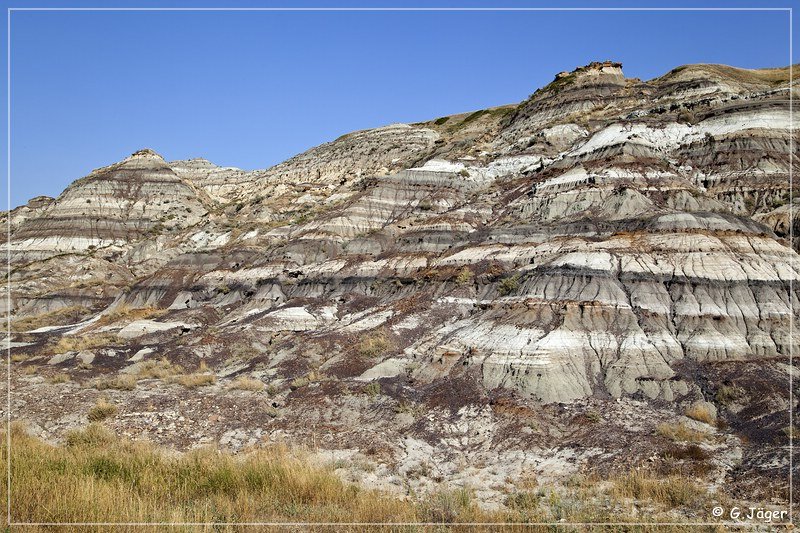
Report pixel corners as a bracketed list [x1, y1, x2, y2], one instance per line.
[1, 423, 726, 532]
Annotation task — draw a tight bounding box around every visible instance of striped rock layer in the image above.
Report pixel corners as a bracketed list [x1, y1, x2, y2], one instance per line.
[6, 61, 799, 408]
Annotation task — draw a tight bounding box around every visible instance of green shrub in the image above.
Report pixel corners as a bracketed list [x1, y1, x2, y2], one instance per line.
[498, 274, 521, 296]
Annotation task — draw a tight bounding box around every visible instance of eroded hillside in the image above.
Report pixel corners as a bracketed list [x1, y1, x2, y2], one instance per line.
[4, 60, 799, 513]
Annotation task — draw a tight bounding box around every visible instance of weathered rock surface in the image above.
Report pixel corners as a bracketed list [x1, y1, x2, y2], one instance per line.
[6, 61, 799, 507]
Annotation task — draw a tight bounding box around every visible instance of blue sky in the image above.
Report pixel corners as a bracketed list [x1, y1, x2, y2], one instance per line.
[3, 0, 798, 207]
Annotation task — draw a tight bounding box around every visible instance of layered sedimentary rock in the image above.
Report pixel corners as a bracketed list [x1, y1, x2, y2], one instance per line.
[10, 149, 208, 260]
[6, 61, 800, 503]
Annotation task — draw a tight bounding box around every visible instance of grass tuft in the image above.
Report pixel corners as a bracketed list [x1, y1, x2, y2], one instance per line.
[168, 361, 216, 388]
[685, 402, 716, 425]
[227, 376, 265, 392]
[656, 422, 708, 443]
[92, 374, 137, 391]
[53, 333, 120, 354]
[357, 330, 392, 358]
[87, 398, 118, 422]
[46, 372, 71, 384]
[611, 470, 706, 508]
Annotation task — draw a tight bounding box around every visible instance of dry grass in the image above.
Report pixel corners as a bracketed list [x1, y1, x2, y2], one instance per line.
[656, 422, 709, 443]
[53, 333, 120, 354]
[610, 470, 706, 508]
[19, 365, 38, 376]
[91, 359, 216, 391]
[357, 330, 392, 358]
[92, 305, 167, 328]
[290, 370, 327, 390]
[4, 423, 419, 526]
[87, 398, 118, 422]
[1, 423, 720, 530]
[172, 373, 216, 388]
[136, 358, 183, 380]
[685, 402, 716, 425]
[91, 358, 182, 390]
[227, 376, 265, 392]
[10, 305, 89, 332]
[46, 372, 71, 384]
[92, 374, 137, 391]
[168, 361, 216, 389]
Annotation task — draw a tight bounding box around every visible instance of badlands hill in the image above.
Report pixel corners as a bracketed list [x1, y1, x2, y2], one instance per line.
[4, 61, 799, 510]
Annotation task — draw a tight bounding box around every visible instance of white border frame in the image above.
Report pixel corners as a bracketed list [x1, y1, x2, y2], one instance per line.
[4, 5, 795, 529]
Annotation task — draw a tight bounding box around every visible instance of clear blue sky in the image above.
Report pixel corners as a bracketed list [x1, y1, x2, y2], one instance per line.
[3, 0, 798, 207]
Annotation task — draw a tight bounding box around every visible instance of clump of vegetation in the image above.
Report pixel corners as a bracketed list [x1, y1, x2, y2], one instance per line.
[93, 305, 166, 328]
[227, 376, 266, 392]
[420, 487, 477, 523]
[685, 402, 716, 425]
[19, 365, 38, 376]
[358, 330, 393, 358]
[92, 374, 137, 391]
[454, 267, 473, 286]
[137, 358, 183, 380]
[289, 370, 326, 391]
[362, 382, 381, 397]
[462, 109, 488, 125]
[498, 274, 521, 296]
[394, 400, 423, 417]
[656, 422, 709, 443]
[169, 361, 216, 388]
[63, 422, 117, 448]
[610, 470, 706, 508]
[47, 373, 71, 384]
[52, 333, 120, 354]
[87, 398, 118, 422]
[504, 490, 543, 511]
[768, 191, 791, 210]
[533, 71, 577, 97]
[433, 116, 449, 125]
[417, 198, 433, 211]
[446, 106, 513, 133]
[290, 376, 310, 390]
[715, 384, 744, 406]
[677, 109, 696, 124]
[173, 373, 216, 388]
[92, 358, 189, 391]
[5, 423, 420, 524]
[585, 410, 602, 423]
[663, 444, 709, 462]
[11, 305, 89, 333]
